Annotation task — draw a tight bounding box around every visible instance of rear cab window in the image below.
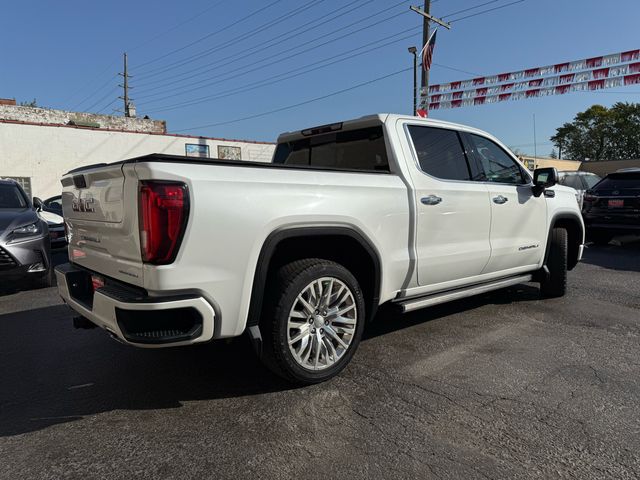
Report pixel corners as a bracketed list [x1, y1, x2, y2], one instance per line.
[273, 126, 389, 172]
[407, 125, 477, 181]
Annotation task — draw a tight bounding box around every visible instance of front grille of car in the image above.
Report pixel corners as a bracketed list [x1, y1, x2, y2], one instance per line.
[0, 247, 17, 270]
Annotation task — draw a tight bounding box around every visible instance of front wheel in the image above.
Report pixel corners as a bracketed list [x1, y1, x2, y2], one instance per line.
[261, 259, 365, 385]
[540, 227, 568, 298]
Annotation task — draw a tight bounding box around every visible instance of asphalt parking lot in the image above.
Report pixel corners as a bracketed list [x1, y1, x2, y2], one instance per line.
[0, 242, 639, 479]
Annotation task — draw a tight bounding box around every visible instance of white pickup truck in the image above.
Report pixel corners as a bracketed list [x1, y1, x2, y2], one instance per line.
[56, 114, 584, 384]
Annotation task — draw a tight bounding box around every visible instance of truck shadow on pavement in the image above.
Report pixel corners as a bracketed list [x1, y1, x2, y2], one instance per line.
[580, 239, 640, 273]
[0, 283, 540, 438]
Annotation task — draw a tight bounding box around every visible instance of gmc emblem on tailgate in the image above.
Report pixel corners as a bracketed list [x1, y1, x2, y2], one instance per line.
[72, 197, 95, 213]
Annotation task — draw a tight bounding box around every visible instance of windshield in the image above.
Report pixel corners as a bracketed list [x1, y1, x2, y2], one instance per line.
[594, 173, 640, 190]
[583, 174, 601, 189]
[0, 184, 28, 208]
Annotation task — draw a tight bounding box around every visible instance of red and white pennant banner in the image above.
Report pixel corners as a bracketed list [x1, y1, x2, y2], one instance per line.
[423, 49, 640, 95]
[425, 62, 640, 103]
[425, 73, 640, 110]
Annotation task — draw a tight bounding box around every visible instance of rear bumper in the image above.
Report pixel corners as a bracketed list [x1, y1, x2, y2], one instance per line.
[55, 263, 215, 348]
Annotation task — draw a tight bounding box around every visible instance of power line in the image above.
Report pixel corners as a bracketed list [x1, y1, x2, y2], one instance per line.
[134, 2, 412, 104]
[70, 74, 118, 110]
[136, 0, 508, 104]
[447, 0, 527, 22]
[141, 27, 424, 113]
[134, 0, 285, 71]
[138, 19, 419, 105]
[63, 1, 227, 109]
[174, 65, 414, 132]
[96, 97, 119, 114]
[129, 0, 227, 53]
[84, 86, 119, 113]
[440, 0, 503, 19]
[136, 0, 329, 79]
[136, 0, 412, 85]
[135, 0, 370, 88]
[432, 63, 482, 77]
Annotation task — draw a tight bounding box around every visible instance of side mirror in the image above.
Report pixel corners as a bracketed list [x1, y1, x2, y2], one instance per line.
[33, 197, 43, 210]
[532, 167, 558, 197]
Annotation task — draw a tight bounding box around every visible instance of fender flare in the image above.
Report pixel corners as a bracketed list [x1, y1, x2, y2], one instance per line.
[246, 225, 383, 329]
[543, 212, 585, 271]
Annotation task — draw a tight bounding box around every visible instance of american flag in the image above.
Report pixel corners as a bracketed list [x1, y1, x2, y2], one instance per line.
[421, 29, 437, 72]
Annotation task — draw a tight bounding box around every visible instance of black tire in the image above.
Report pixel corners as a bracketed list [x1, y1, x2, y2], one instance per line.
[260, 258, 366, 385]
[590, 231, 613, 246]
[540, 227, 568, 298]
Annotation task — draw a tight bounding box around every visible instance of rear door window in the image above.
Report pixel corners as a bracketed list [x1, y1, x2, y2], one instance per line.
[273, 126, 389, 172]
[407, 126, 473, 181]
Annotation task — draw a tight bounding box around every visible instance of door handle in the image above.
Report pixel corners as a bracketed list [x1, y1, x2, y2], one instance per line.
[492, 195, 508, 204]
[421, 195, 442, 206]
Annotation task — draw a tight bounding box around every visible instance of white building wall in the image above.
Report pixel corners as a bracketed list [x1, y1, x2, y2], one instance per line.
[0, 122, 275, 199]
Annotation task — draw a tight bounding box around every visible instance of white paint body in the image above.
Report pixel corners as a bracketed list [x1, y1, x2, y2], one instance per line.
[56, 114, 584, 347]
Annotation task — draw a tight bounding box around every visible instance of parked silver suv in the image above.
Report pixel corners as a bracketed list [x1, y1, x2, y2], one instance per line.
[0, 179, 52, 289]
[557, 171, 601, 208]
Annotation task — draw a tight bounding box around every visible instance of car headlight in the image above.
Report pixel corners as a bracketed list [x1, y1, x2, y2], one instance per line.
[8, 222, 42, 242]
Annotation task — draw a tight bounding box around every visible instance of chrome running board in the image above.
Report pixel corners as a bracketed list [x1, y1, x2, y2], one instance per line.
[398, 274, 533, 313]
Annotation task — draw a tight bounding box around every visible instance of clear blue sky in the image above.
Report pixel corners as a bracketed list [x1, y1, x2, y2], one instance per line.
[1, 0, 638, 154]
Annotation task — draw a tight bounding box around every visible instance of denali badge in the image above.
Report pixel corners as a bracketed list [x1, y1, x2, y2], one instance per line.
[72, 197, 95, 213]
[518, 244, 539, 251]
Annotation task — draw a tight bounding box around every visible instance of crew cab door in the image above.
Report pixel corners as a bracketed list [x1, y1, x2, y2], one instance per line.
[402, 124, 492, 288]
[463, 133, 547, 273]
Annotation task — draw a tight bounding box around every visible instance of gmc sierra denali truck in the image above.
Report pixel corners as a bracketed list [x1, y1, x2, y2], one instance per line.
[56, 114, 584, 384]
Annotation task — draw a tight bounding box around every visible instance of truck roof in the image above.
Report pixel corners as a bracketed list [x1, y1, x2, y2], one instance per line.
[276, 113, 494, 144]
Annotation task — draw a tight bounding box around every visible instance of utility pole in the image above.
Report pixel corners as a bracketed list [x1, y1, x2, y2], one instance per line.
[421, 0, 431, 92]
[410, 4, 450, 115]
[118, 52, 135, 117]
[408, 46, 418, 116]
[533, 113, 538, 169]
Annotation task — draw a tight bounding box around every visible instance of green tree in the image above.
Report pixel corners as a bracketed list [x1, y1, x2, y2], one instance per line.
[549, 148, 558, 159]
[19, 98, 38, 107]
[550, 102, 640, 161]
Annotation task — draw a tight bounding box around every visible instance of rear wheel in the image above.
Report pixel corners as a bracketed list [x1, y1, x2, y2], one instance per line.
[540, 227, 568, 298]
[261, 258, 365, 384]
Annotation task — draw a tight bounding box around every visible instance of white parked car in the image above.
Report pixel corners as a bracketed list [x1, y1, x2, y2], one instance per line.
[37, 209, 66, 249]
[56, 114, 584, 384]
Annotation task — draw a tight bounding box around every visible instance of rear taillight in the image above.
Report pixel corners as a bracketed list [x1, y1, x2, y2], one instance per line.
[139, 181, 189, 264]
[583, 191, 597, 202]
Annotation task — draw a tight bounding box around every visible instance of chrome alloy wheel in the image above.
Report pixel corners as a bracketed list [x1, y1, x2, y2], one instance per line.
[287, 277, 358, 371]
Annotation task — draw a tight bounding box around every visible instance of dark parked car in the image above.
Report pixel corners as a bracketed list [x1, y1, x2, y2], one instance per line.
[582, 169, 640, 245]
[0, 179, 53, 288]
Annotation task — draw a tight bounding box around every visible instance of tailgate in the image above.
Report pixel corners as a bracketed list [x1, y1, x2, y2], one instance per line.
[61, 163, 144, 286]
